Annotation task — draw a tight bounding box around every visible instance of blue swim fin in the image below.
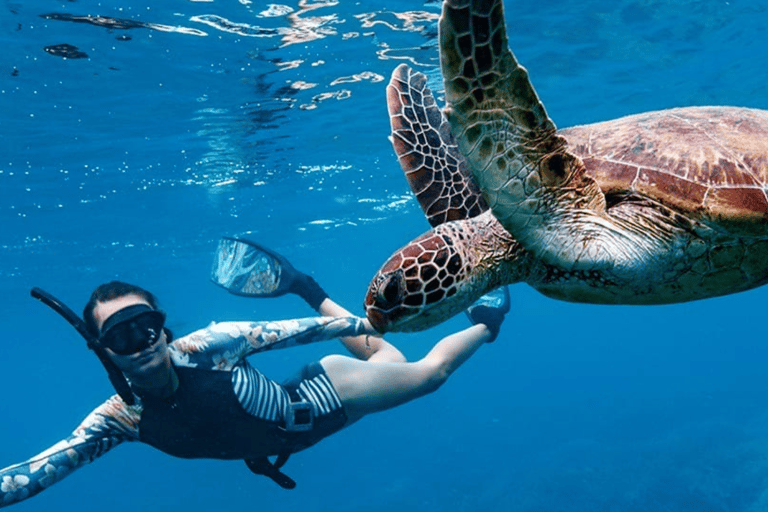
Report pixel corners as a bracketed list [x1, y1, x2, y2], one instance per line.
[465, 286, 510, 341]
[210, 236, 298, 298]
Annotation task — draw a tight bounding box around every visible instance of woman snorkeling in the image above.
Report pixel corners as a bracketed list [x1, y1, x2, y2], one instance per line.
[0, 239, 509, 507]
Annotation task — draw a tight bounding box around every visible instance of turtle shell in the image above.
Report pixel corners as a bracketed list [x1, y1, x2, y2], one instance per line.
[561, 106, 768, 232]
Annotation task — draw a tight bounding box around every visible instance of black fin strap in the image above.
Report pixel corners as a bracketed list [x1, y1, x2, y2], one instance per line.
[244, 455, 296, 489]
[289, 274, 329, 311]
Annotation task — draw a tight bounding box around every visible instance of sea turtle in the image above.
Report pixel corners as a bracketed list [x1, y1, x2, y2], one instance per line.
[364, 0, 768, 333]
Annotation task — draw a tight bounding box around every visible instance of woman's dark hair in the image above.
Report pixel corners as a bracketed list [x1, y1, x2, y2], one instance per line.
[83, 281, 161, 338]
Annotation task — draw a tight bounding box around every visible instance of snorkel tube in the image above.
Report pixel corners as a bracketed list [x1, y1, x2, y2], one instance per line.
[30, 287, 136, 405]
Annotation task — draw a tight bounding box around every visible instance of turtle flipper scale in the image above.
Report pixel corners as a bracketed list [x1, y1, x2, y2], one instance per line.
[388, 63, 488, 227]
[439, 0, 608, 267]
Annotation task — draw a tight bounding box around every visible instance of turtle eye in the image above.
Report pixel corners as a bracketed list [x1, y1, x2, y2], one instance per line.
[377, 271, 404, 308]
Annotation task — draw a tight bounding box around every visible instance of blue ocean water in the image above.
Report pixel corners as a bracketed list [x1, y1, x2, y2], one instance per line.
[2, 0, 768, 510]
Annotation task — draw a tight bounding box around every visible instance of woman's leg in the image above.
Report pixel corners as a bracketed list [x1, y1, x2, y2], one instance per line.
[320, 323, 493, 423]
[318, 297, 406, 363]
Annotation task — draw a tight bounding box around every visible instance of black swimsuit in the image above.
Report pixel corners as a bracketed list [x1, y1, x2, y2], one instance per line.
[138, 362, 347, 460]
[0, 316, 367, 505]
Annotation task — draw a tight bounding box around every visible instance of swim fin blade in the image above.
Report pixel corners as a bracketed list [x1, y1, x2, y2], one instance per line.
[210, 237, 297, 298]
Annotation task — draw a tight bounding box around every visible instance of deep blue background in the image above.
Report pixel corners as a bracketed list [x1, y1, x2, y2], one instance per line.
[2, 1, 768, 511]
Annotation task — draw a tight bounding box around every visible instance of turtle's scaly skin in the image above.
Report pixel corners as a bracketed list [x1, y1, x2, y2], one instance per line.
[386, 65, 488, 227]
[367, 64, 526, 332]
[365, 0, 768, 333]
[365, 210, 523, 332]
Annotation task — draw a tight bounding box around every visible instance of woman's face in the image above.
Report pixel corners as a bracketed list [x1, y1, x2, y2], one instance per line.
[93, 293, 173, 391]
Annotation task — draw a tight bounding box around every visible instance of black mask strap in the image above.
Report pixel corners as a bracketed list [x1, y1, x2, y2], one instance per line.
[30, 287, 136, 405]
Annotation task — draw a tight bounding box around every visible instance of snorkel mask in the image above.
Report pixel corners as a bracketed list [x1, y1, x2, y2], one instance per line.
[30, 287, 141, 405]
[99, 304, 166, 356]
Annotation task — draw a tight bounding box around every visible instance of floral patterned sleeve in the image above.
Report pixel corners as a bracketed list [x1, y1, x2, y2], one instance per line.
[170, 315, 369, 371]
[0, 395, 141, 508]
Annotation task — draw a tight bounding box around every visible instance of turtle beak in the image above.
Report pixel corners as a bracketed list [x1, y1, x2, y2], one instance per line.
[364, 269, 407, 333]
[365, 307, 390, 333]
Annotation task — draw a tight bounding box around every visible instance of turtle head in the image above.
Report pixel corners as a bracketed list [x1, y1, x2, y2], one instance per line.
[365, 230, 477, 333]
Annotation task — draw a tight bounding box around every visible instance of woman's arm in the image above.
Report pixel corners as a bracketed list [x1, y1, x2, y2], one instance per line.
[0, 396, 140, 508]
[169, 315, 374, 371]
[207, 239, 399, 365]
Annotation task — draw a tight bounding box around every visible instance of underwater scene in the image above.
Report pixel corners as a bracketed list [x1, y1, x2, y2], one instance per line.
[3, 0, 768, 510]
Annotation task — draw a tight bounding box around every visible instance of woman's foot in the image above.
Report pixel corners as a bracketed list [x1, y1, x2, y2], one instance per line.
[465, 286, 510, 342]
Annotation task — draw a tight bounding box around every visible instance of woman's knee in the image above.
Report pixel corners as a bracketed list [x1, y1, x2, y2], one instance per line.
[414, 358, 451, 395]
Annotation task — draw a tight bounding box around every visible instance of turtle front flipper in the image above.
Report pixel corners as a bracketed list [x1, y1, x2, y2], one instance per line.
[440, 0, 608, 268]
[388, 63, 488, 227]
